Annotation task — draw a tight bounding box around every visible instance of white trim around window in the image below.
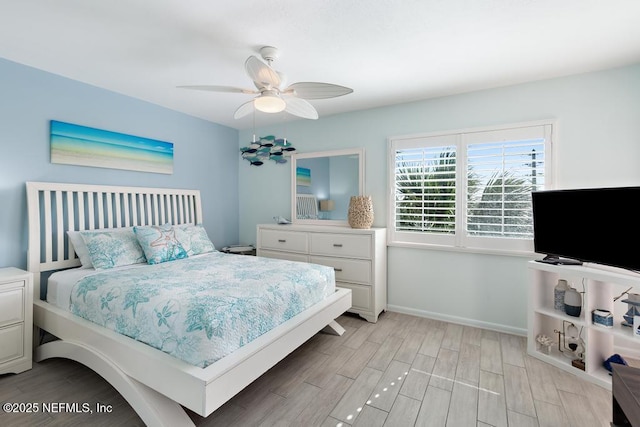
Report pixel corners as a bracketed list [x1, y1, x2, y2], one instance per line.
[387, 120, 555, 255]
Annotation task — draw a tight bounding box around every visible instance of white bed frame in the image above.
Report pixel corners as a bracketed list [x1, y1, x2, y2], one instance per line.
[26, 181, 351, 426]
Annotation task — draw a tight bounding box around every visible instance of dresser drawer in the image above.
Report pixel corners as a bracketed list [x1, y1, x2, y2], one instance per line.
[337, 282, 371, 312]
[310, 233, 372, 259]
[0, 324, 24, 364]
[0, 287, 24, 327]
[259, 250, 309, 263]
[310, 256, 371, 284]
[259, 229, 308, 253]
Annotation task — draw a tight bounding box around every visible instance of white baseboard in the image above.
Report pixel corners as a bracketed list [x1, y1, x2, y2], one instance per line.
[386, 304, 527, 337]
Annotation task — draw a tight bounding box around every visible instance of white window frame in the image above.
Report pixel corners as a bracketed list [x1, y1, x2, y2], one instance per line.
[387, 120, 555, 255]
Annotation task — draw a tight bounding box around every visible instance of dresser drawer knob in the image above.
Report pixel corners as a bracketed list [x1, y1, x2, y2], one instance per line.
[333, 243, 343, 247]
[278, 239, 286, 243]
[334, 268, 343, 272]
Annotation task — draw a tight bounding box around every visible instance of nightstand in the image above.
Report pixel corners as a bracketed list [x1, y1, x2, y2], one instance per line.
[0, 267, 33, 375]
[221, 245, 256, 256]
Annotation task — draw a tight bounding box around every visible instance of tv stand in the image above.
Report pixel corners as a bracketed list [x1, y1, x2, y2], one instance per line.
[536, 255, 583, 266]
[528, 261, 640, 389]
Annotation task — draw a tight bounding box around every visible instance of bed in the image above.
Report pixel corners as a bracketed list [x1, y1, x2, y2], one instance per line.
[26, 181, 351, 426]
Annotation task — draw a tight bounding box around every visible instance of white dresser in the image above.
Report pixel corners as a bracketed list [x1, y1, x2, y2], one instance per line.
[0, 267, 33, 375]
[257, 224, 387, 323]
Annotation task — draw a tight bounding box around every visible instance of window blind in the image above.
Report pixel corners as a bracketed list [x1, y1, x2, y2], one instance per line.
[466, 138, 546, 239]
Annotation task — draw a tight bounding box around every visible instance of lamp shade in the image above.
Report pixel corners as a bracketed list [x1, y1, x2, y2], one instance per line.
[319, 200, 335, 211]
[254, 94, 286, 113]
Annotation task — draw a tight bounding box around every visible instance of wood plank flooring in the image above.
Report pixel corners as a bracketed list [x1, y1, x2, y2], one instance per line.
[0, 311, 613, 426]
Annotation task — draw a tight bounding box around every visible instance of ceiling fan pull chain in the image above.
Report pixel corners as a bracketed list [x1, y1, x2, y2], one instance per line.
[283, 112, 288, 145]
[252, 108, 257, 143]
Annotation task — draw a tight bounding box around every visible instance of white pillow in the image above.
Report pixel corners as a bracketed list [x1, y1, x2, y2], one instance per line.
[67, 230, 93, 268]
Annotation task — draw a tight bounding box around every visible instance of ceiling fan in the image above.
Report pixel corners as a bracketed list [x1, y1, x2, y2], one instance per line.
[178, 46, 353, 120]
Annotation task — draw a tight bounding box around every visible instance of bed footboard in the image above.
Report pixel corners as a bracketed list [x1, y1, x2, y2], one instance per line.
[36, 340, 194, 427]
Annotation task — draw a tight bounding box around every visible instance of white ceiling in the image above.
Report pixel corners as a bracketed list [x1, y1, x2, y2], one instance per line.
[1, 0, 640, 130]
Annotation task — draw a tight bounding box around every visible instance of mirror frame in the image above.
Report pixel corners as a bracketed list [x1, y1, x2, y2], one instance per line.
[291, 148, 365, 226]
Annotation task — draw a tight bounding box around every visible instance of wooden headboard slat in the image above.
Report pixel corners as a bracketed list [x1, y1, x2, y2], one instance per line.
[105, 192, 113, 228]
[122, 193, 130, 227]
[66, 191, 75, 260]
[96, 192, 104, 229]
[43, 191, 53, 264]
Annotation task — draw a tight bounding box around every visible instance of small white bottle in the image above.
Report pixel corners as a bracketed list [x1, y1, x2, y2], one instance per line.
[554, 279, 568, 311]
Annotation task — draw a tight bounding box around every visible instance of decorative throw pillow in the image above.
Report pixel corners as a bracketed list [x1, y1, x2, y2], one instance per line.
[80, 228, 146, 270]
[175, 224, 216, 256]
[69, 227, 141, 268]
[134, 224, 188, 265]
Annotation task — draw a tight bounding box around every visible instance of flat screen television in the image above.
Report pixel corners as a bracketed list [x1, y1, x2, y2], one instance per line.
[531, 186, 640, 271]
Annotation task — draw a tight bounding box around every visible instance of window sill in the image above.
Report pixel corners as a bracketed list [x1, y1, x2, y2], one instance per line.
[387, 240, 536, 258]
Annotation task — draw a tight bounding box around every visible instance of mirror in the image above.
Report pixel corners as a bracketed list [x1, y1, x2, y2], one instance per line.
[291, 148, 365, 225]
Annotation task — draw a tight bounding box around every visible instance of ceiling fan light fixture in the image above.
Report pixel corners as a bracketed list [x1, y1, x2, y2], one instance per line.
[254, 94, 286, 113]
[179, 46, 352, 120]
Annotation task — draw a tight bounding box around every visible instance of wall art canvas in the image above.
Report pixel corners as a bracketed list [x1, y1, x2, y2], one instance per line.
[50, 120, 174, 174]
[296, 167, 311, 186]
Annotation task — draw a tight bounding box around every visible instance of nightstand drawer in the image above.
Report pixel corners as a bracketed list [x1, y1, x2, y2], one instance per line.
[259, 229, 308, 253]
[0, 287, 24, 327]
[310, 233, 372, 259]
[0, 324, 24, 364]
[310, 256, 371, 284]
[337, 282, 371, 312]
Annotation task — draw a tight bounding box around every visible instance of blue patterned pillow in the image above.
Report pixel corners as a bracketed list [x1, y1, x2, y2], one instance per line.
[80, 228, 146, 270]
[134, 224, 188, 265]
[175, 224, 216, 256]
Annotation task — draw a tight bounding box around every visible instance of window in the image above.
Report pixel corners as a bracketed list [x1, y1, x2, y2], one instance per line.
[388, 121, 553, 254]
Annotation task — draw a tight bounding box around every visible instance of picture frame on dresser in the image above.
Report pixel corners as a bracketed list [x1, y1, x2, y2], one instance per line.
[0, 267, 33, 375]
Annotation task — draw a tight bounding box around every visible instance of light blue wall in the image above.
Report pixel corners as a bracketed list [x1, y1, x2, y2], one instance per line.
[239, 63, 640, 334]
[0, 58, 239, 270]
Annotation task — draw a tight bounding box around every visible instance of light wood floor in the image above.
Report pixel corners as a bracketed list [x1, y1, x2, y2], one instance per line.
[0, 311, 613, 426]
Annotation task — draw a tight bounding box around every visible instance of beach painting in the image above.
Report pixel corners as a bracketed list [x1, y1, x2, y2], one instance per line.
[50, 121, 174, 174]
[296, 167, 311, 186]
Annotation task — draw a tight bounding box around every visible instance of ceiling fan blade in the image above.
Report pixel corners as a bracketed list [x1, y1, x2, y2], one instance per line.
[177, 85, 257, 94]
[284, 82, 353, 99]
[233, 99, 255, 119]
[245, 56, 281, 89]
[284, 97, 319, 120]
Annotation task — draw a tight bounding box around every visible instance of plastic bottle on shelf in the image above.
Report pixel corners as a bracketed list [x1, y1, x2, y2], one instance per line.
[554, 279, 569, 311]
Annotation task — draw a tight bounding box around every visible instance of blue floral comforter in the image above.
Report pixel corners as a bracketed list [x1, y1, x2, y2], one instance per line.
[69, 252, 335, 368]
